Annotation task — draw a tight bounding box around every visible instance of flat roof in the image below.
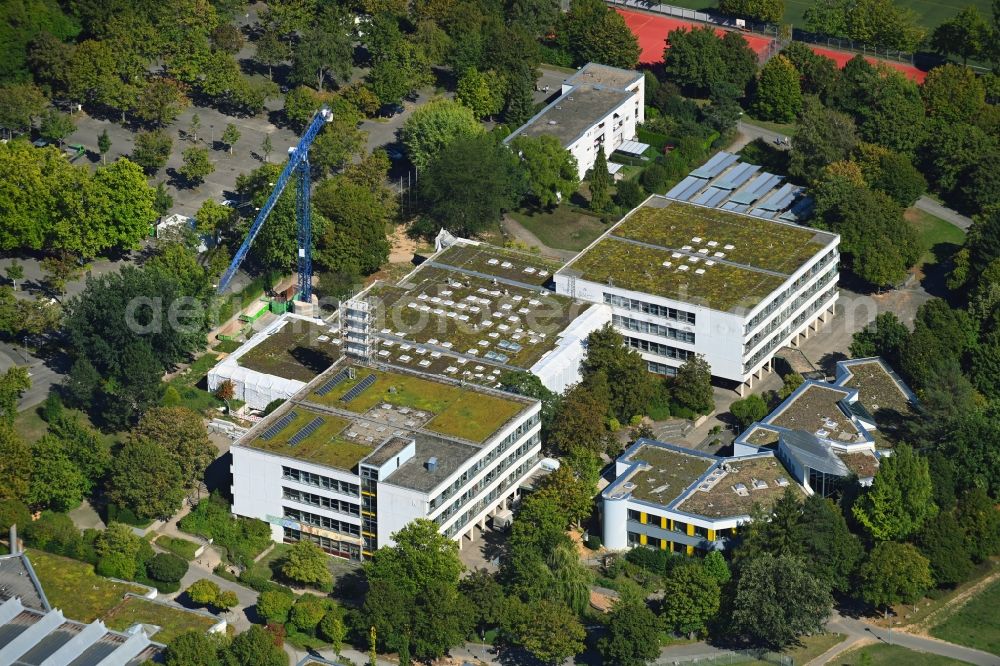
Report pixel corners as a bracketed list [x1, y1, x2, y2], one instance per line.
[370, 243, 591, 373]
[837, 451, 880, 478]
[241, 360, 535, 484]
[622, 444, 714, 504]
[766, 384, 862, 442]
[837, 359, 916, 423]
[559, 198, 836, 313]
[564, 62, 643, 90]
[506, 84, 636, 147]
[676, 455, 801, 518]
[238, 317, 341, 382]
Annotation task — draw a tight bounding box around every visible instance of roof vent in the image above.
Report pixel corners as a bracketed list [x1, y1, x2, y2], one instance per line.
[426, 457, 438, 472]
[548, 120, 557, 125]
[776, 477, 790, 487]
[732, 483, 749, 497]
[752, 478, 769, 490]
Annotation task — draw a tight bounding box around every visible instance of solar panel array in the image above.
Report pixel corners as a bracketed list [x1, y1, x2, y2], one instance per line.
[315, 369, 350, 397]
[341, 374, 376, 402]
[260, 410, 298, 440]
[287, 416, 324, 447]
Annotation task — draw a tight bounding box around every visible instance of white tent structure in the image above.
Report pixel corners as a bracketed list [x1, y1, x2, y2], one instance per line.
[529, 302, 612, 393]
[207, 314, 318, 410]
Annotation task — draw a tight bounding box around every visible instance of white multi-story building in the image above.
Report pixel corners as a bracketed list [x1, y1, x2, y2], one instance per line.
[555, 196, 840, 393]
[230, 359, 543, 559]
[504, 63, 645, 180]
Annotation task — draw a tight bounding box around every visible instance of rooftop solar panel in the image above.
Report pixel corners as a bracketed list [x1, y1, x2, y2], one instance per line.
[287, 417, 324, 447]
[260, 410, 298, 440]
[756, 183, 797, 211]
[341, 374, 377, 402]
[691, 152, 738, 178]
[714, 163, 759, 190]
[315, 369, 350, 397]
[665, 175, 703, 200]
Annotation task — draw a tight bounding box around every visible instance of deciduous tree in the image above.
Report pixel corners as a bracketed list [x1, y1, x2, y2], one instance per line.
[672, 355, 713, 415]
[133, 129, 173, 173]
[719, 0, 784, 22]
[660, 563, 721, 637]
[179, 147, 214, 186]
[511, 134, 579, 208]
[456, 68, 506, 120]
[282, 540, 333, 588]
[107, 436, 186, 519]
[501, 598, 585, 665]
[853, 443, 934, 540]
[134, 407, 215, 489]
[752, 55, 802, 122]
[0, 425, 30, 501]
[859, 541, 932, 608]
[599, 597, 661, 666]
[930, 6, 989, 64]
[401, 98, 484, 170]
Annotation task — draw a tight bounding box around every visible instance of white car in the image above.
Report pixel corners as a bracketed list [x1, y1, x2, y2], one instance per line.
[222, 199, 236, 207]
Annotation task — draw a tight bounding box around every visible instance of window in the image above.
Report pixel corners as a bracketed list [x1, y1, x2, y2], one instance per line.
[283, 527, 360, 560]
[283, 507, 361, 538]
[613, 314, 695, 344]
[625, 336, 692, 361]
[282, 487, 360, 517]
[282, 466, 359, 497]
[603, 293, 695, 324]
[648, 361, 678, 376]
[628, 509, 643, 522]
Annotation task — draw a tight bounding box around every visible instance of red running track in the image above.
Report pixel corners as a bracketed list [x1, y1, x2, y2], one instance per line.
[616, 8, 927, 83]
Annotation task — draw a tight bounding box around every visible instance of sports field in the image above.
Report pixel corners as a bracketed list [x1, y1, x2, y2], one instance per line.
[637, 0, 990, 29]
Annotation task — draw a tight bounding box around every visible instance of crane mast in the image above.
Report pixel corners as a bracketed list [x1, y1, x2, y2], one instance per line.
[216, 107, 333, 307]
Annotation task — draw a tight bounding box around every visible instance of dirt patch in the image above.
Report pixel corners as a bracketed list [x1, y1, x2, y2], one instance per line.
[389, 224, 418, 264]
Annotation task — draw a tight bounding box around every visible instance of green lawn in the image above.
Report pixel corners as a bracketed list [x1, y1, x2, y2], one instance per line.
[155, 534, 201, 560]
[836, 643, 966, 665]
[102, 596, 217, 644]
[26, 549, 147, 623]
[14, 408, 49, 444]
[508, 206, 609, 252]
[930, 577, 1000, 655]
[905, 207, 966, 268]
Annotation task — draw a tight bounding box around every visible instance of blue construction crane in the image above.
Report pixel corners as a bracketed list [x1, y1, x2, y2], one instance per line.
[216, 107, 333, 302]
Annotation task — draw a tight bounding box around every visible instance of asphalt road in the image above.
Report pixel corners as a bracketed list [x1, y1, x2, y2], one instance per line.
[915, 195, 974, 231]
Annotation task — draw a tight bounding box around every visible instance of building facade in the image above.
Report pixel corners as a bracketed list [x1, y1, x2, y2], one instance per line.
[504, 63, 645, 180]
[231, 360, 543, 559]
[555, 196, 840, 392]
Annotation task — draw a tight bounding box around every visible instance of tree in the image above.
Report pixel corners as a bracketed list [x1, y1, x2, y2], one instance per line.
[107, 437, 186, 520]
[416, 133, 526, 236]
[187, 579, 221, 606]
[921, 64, 985, 124]
[221, 124, 240, 155]
[98, 129, 111, 164]
[804, 0, 924, 51]
[0, 367, 29, 424]
[532, 463, 594, 527]
[503, 67, 536, 128]
[460, 569, 505, 633]
[214, 590, 239, 612]
[134, 407, 215, 489]
[730, 394, 768, 429]
[401, 99, 484, 171]
[501, 598, 585, 665]
[291, 5, 353, 90]
[39, 110, 75, 148]
[547, 384, 611, 456]
[511, 134, 579, 208]
[719, 0, 784, 22]
[0, 425, 31, 501]
[615, 179, 646, 209]
[796, 494, 862, 593]
[281, 540, 333, 588]
[195, 199, 236, 245]
[930, 6, 989, 64]
[261, 134, 273, 163]
[588, 149, 612, 213]
[752, 55, 802, 123]
[211, 23, 244, 53]
[662, 27, 757, 97]
[956, 487, 1000, 562]
[456, 68, 505, 120]
[318, 607, 346, 649]
[790, 97, 857, 182]
[257, 589, 295, 624]
[860, 541, 933, 609]
[660, 563, 721, 637]
[148, 552, 189, 584]
[255, 28, 290, 80]
[313, 176, 391, 276]
[223, 625, 286, 666]
[702, 550, 731, 585]
[310, 109, 367, 176]
[582, 323, 657, 422]
[27, 437, 88, 511]
[133, 129, 173, 173]
[916, 510, 973, 587]
[854, 143, 926, 206]
[0, 498, 30, 532]
[96, 522, 152, 580]
[133, 78, 189, 126]
[849, 312, 909, 366]
[728, 554, 832, 649]
[853, 443, 935, 541]
[781, 42, 840, 100]
[363, 519, 472, 661]
[0, 83, 47, 137]
[179, 147, 214, 186]
[164, 630, 225, 666]
[153, 182, 173, 219]
[672, 355, 713, 415]
[600, 597, 661, 666]
[563, 0, 640, 68]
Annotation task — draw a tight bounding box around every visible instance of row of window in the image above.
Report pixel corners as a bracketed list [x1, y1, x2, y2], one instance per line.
[742, 284, 838, 373]
[283, 506, 361, 538]
[744, 267, 838, 351]
[430, 413, 540, 510]
[625, 336, 693, 361]
[613, 314, 695, 344]
[444, 455, 538, 538]
[434, 438, 537, 524]
[603, 293, 696, 325]
[283, 527, 361, 561]
[282, 466, 360, 497]
[745, 249, 838, 331]
[282, 487, 361, 517]
[647, 361, 678, 376]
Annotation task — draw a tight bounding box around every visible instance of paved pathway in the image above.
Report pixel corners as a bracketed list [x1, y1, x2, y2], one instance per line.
[915, 196, 974, 232]
[728, 119, 791, 152]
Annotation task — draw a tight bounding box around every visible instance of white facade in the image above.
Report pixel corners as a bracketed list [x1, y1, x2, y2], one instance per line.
[505, 63, 645, 180]
[555, 198, 841, 390]
[229, 365, 544, 560]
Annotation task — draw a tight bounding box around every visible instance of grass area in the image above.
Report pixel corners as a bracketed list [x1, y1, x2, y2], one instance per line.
[248, 406, 372, 470]
[26, 549, 147, 623]
[314, 365, 527, 443]
[14, 407, 49, 444]
[779, 633, 847, 664]
[247, 543, 291, 580]
[742, 115, 796, 137]
[432, 242, 561, 287]
[213, 339, 242, 354]
[930, 576, 1000, 654]
[836, 643, 966, 665]
[891, 560, 998, 629]
[155, 534, 201, 560]
[905, 207, 965, 268]
[172, 353, 220, 388]
[508, 205, 609, 252]
[102, 596, 217, 643]
[238, 319, 339, 382]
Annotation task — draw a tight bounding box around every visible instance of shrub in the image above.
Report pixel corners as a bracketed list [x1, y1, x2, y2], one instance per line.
[40, 392, 64, 422]
[214, 589, 239, 611]
[97, 552, 138, 580]
[178, 493, 271, 566]
[258, 589, 295, 624]
[586, 535, 603, 550]
[157, 535, 200, 560]
[187, 578, 221, 606]
[289, 596, 327, 632]
[263, 399, 284, 415]
[106, 503, 148, 527]
[147, 552, 189, 583]
[0, 498, 31, 532]
[23, 511, 85, 559]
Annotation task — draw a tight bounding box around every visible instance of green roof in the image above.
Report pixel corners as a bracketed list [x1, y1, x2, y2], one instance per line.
[247, 407, 372, 470]
[309, 365, 527, 444]
[562, 199, 836, 312]
[627, 445, 714, 504]
[239, 319, 339, 381]
[432, 243, 562, 288]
